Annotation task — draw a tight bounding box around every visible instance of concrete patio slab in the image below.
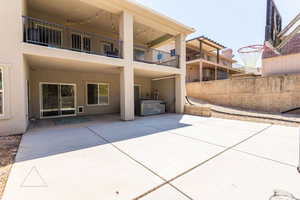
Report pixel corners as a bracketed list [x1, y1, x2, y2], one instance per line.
[198, 117, 271, 132]
[16, 127, 105, 162]
[2, 114, 299, 200]
[133, 114, 205, 132]
[171, 150, 300, 200]
[170, 123, 269, 148]
[28, 114, 121, 132]
[87, 121, 162, 143]
[136, 114, 210, 126]
[2, 127, 165, 200]
[234, 125, 299, 167]
[139, 184, 190, 200]
[89, 126, 225, 180]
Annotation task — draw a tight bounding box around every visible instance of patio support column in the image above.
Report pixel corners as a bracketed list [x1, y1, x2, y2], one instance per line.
[175, 33, 186, 70]
[217, 49, 220, 64]
[119, 11, 134, 121]
[199, 40, 203, 58]
[227, 68, 230, 79]
[175, 34, 186, 113]
[199, 61, 203, 82]
[175, 74, 186, 113]
[215, 66, 218, 80]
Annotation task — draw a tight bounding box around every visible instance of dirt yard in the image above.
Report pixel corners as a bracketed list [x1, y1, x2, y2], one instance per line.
[0, 135, 22, 199]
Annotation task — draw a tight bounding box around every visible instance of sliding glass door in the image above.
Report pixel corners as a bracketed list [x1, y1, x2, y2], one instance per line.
[40, 83, 76, 118]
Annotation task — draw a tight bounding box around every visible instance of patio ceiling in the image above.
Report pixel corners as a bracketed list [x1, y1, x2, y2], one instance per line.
[27, 0, 174, 45]
[25, 54, 121, 74]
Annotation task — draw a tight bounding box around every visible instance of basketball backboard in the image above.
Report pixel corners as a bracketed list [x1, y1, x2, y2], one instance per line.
[265, 0, 282, 48]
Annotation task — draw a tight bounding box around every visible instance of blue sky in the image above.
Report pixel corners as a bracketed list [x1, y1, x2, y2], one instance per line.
[136, 0, 299, 64]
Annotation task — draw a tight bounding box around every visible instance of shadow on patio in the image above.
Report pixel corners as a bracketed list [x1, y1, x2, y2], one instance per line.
[16, 114, 199, 163]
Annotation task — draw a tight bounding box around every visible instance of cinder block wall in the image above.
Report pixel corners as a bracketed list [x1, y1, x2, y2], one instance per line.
[263, 33, 300, 59]
[186, 74, 300, 113]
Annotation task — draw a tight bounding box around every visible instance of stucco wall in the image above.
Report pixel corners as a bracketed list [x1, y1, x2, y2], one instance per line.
[186, 75, 300, 113]
[29, 68, 152, 119]
[152, 78, 175, 113]
[0, 0, 29, 136]
[134, 76, 152, 98]
[262, 53, 300, 77]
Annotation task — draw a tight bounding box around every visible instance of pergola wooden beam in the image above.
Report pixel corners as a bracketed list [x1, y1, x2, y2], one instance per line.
[199, 40, 203, 58]
[197, 38, 222, 51]
[197, 38, 221, 62]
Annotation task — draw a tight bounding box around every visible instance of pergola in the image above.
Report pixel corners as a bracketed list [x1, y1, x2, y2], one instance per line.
[186, 36, 242, 82]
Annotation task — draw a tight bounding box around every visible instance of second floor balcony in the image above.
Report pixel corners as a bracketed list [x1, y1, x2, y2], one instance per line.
[134, 45, 179, 68]
[23, 16, 123, 58]
[22, 17, 180, 68]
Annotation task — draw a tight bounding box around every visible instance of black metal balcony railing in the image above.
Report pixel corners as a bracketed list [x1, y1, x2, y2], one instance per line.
[187, 53, 217, 62]
[186, 52, 206, 62]
[134, 45, 179, 68]
[22, 16, 123, 58]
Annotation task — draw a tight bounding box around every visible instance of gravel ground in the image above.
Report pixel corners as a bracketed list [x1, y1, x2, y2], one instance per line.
[0, 135, 22, 199]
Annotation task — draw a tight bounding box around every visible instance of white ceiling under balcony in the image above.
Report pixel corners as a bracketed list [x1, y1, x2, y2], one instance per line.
[134, 22, 169, 46]
[27, 0, 170, 46]
[27, 0, 120, 36]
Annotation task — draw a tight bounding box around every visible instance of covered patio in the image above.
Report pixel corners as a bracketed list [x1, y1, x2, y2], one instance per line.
[186, 60, 242, 82]
[25, 53, 179, 121]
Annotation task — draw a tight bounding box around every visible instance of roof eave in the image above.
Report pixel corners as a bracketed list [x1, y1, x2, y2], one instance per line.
[124, 0, 196, 35]
[187, 35, 226, 49]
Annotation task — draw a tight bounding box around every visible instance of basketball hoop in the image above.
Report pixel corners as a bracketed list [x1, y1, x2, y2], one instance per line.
[238, 45, 266, 68]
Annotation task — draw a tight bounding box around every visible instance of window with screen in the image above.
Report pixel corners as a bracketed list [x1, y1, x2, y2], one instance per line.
[87, 83, 109, 105]
[0, 67, 3, 115]
[72, 34, 91, 52]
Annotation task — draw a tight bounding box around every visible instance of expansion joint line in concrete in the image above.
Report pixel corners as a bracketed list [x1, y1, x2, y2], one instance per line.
[171, 131, 297, 168]
[131, 124, 273, 199]
[170, 132, 228, 148]
[85, 127, 194, 200]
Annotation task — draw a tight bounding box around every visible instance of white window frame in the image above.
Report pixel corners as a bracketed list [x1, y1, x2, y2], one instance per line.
[86, 82, 110, 106]
[0, 66, 4, 116]
[39, 82, 77, 119]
